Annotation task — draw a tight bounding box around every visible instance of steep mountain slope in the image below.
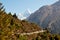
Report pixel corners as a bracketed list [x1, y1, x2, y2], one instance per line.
[27, 5, 52, 26]
[27, 0, 60, 34]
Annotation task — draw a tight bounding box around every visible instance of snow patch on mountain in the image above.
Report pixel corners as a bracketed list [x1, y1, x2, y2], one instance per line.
[18, 9, 32, 20]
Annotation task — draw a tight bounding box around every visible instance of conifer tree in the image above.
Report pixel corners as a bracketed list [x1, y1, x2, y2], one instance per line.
[0, 3, 5, 13]
[13, 13, 17, 18]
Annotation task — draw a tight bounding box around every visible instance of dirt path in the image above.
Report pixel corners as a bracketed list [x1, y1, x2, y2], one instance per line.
[20, 30, 45, 36]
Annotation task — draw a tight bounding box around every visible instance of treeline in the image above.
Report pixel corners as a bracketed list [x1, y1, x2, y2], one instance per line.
[0, 3, 17, 19]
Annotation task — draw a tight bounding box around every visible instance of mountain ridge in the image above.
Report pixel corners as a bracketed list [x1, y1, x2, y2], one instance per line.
[27, 0, 60, 34]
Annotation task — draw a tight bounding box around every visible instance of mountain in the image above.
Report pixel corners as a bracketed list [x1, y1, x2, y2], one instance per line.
[18, 9, 31, 20]
[23, 9, 31, 17]
[1, 6, 58, 40]
[1, 2, 60, 40]
[27, 0, 60, 34]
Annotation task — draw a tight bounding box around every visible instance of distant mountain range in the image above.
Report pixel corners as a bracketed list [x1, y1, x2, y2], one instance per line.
[18, 9, 31, 20]
[27, 0, 60, 34]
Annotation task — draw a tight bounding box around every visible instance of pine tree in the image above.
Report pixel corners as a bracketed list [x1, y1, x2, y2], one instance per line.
[0, 3, 5, 13]
[13, 13, 17, 18]
[8, 12, 12, 16]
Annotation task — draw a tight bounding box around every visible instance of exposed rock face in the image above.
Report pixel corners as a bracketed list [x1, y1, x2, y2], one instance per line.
[27, 0, 60, 34]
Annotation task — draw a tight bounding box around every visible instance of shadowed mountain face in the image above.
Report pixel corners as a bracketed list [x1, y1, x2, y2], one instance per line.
[27, 0, 60, 34]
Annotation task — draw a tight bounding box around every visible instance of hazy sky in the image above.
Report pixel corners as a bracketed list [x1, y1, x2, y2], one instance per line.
[0, 0, 59, 14]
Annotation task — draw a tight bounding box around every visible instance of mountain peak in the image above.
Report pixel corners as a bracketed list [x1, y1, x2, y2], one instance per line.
[18, 9, 31, 20]
[23, 9, 31, 17]
[26, 9, 31, 14]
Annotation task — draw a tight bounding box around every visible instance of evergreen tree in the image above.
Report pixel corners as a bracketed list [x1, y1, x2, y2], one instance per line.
[0, 3, 5, 13]
[8, 12, 12, 16]
[13, 13, 17, 18]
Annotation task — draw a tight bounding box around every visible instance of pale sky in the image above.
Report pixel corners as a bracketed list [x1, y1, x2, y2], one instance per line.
[0, 0, 59, 14]
[0, 0, 59, 19]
